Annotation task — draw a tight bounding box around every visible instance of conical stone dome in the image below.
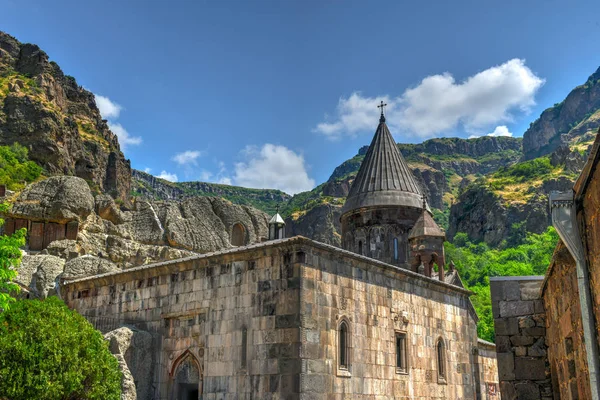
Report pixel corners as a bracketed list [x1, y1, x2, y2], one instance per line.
[342, 116, 422, 215]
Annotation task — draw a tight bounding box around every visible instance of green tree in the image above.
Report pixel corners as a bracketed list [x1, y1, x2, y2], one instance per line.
[0, 297, 122, 399]
[445, 227, 559, 341]
[0, 202, 26, 311]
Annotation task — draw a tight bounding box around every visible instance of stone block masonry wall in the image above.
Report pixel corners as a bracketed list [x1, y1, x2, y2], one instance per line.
[579, 141, 600, 347]
[477, 339, 501, 399]
[542, 243, 592, 400]
[490, 276, 552, 400]
[62, 237, 496, 400]
[63, 243, 303, 400]
[299, 246, 481, 400]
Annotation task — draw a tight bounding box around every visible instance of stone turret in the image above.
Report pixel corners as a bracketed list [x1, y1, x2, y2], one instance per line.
[408, 199, 446, 278]
[340, 105, 423, 267]
[268, 210, 285, 240]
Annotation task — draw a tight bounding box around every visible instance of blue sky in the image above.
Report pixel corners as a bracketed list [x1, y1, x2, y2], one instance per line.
[2, 0, 600, 194]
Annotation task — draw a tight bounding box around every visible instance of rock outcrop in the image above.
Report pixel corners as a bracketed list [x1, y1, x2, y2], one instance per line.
[0, 31, 131, 202]
[16, 254, 65, 297]
[105, 326, 154, 400]
[10, 176, 94, 223]
[286, 204, 342, 247]
[523, 67, 600, 159]
[62, 255, 120, 280]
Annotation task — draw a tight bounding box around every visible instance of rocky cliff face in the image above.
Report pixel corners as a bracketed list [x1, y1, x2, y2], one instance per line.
[523, 67, 600, 159]
[132, 169, 290, 214]
[9, 176, 270, 298]
[0, 31, 131, 202]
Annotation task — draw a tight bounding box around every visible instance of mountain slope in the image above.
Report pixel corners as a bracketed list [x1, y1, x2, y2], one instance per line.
[523, 66, 600, 159]
[131, 169, 291, 214]
[0, 31, 131, 202]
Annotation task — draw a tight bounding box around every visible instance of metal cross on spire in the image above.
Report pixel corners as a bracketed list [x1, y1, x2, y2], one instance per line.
[377, 100, 387, 122]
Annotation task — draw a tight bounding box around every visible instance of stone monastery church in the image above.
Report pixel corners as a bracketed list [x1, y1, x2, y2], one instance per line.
[62, 106, 499, 399]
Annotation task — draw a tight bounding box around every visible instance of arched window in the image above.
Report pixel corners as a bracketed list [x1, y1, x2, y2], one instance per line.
[358, 240, 363, 255]
[339, 321, 349, 369]
[437, 338, 446, 382]
[231, 223, 246, 246]
[393, 238, 399, 260]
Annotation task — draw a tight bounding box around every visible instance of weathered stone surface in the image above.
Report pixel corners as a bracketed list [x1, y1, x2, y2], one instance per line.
[17, 254, 65, 297]
[497, 353, 515, 380]
[95, 194, 125, 225]
[105, 326, 153, 400]
[491, 277, 551, 399]
[286, 204, 342, 247]
[9, 176, 94, 223]
[515, 358, 546, 380]
[30, 255, 65, 298]
[61, 255, 119, 280]
[514, 382, 541, 400]
[499, 300, 534, 318]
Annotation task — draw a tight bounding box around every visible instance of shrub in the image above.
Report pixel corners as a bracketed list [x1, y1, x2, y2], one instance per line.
[0, 143, 42, 190]
[0, 297, 122, 399]
[0, 202, 26, 311]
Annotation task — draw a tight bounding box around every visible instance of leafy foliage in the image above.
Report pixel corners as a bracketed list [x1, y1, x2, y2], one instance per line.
[0, 297, 122, 399]
[445, 227, 559, 341]
[0, 202, 26, 311]
[0, 143, 42, 190]
[493, 156, 554, 182]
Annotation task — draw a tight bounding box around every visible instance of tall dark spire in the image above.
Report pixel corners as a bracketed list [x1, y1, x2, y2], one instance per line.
[341, 107, 423, 215]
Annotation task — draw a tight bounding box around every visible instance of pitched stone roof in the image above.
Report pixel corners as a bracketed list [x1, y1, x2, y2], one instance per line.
[408, 209, 445, 239]
[342, 116, 422, 214]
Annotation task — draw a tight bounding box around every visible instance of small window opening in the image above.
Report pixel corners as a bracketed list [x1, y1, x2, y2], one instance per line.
[396, 332, 408, 373]
[437, 338, 446, 381]
[358, 240, 363, 255]
[241, 328, 248, 369]
[339, 321, 349, 369]
[393, 238, 399, 261]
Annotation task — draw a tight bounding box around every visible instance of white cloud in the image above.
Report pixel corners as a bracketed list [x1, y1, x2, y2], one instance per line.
[468, 125, 514, 139]
[173, 150, 203, 166]
[157, 170, 178, 182]
[487, 125, 513, 137]
[143, 167, 152, 173]
[233, 144, 315, 195]
[218, 177, 232, 185]
[94, 94, 122, 119]
[315, 59, 544, 140]
[108, 122, 142, 150]
[199, 170, 213, 181]
[93, 93, 141, 153]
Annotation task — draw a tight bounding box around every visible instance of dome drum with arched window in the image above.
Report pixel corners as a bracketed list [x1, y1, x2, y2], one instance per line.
[340, 107, 424, 268]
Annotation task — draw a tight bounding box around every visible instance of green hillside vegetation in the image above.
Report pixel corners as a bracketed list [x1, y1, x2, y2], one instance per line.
[445, 227, 559, 342]
[0, 143, 43, 191]
[132, 172, 291, 215]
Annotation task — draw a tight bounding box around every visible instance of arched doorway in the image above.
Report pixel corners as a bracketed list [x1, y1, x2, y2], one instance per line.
[172, 353, 201, 400]
[231, 223, 246, 246]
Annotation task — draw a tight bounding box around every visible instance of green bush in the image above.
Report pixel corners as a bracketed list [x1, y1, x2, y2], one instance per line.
[0, 202, 26, 311]
[0, 143, 42, 190]
[493, 157, 554, 182]
[0, 297, 122, 399]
